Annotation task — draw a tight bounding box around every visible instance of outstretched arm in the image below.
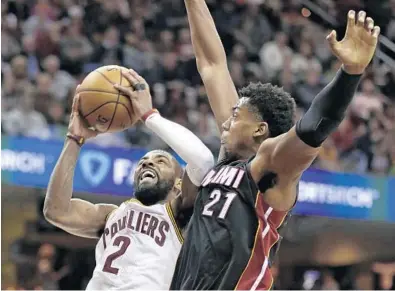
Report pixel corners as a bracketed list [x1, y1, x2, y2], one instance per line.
[250, 11, 380, 211]
[185, 0, 239, 131]
[144, 112, 214, 211]
[115, 69, 215, 216]
[44, 95, 117, 238]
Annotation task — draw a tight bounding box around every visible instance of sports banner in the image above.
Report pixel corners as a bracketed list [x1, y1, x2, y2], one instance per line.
[1, 136, 394, 222]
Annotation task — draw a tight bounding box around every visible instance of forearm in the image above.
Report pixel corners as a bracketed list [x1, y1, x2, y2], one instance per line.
[44, 140, 80, 218]
[185, 0, 226, 68]
[296, 67, 362, 147]
[185, 0, 239, 132]
[145, 113, 214, 185]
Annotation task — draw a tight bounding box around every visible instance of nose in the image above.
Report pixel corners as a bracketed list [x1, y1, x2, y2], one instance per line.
[142, 160, 154, 168]
[222, 118, 230, 131]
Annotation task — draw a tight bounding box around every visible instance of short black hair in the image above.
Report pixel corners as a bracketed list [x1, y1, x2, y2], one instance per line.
[238, 82, 296, 138]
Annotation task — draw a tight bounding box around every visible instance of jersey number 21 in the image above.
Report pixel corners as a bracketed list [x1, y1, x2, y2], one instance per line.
[202, 189, 237, 219]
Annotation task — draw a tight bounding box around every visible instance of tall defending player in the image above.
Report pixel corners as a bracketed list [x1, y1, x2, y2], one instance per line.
[44, 69, 214, 290]
[171, 1, 380, 290]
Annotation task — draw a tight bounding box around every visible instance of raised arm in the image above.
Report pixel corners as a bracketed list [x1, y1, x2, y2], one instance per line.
[114, 69, 215, 216]
[250, 11, 380, 211]
[44, 94, 117, 239]
[185, 0, 239, 131]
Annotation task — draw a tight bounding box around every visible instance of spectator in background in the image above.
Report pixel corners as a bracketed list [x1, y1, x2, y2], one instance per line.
[34, 72, 54, 119]
[91, 25, 122, 66]
[1, 16, 21, 61]
[22, 0, 55, 36]
[260, 32, 293, 79]
[21, 35, 41, 81]
[177, 27, 194, 61]
[382, 70, 395, 102]
[34, 19, 60, 60]
[234, 2, 273, 55]
[332, 114, 366, 156]
[6, 0, 30, 21]
[294, 66, 324, 110]
[212, 0, 239, 47]
[42, 55, 76, 102]
[10, 55, 29, 86]
[291, 40, 322, 79]
[156, 52, 185, 82]
[60, 21, 93, 75]
[0, 0, 393, 176]
[323, 59, 342, 84]
[156, 29, 176, 54]
[121, 32, 153, 73]
[385, 0, 395, 41]
[2, 55, 32, 109]
[188, 100, 219, 151]
[351, 78, 385, 121]
[315, 137, 342, 172]
[2, 86, 50, 139]
[230, 60, 246, 87]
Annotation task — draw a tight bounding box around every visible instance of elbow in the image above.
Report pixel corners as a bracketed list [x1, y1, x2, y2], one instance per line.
[196, 58, 227, 76]
[43, 203, 64, 225]
[199, 148, 215, 173]
[43, 207, 56, 224]
[186, 149, 215, 186]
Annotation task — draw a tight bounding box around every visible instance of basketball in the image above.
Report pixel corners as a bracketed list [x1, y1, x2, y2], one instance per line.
[77, 65, 138, 133]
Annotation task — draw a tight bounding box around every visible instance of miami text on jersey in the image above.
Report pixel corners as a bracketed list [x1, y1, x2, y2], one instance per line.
[201, 165, 245, 188]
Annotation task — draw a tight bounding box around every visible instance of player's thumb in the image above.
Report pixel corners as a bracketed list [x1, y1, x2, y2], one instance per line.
[326, 30, 339, 51]
[71, 94, 80, 115]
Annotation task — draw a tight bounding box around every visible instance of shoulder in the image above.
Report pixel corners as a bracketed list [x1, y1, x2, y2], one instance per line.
[169, 195, 193, 231]
[164, 202, 185, 244]
[105, 198, 143, 221]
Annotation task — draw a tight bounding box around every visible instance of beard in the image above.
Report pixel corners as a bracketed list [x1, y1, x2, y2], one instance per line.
[223, 147, 243, 162]
[134, 179, 174, 206]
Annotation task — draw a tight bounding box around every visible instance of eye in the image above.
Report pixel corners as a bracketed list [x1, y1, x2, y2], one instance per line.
[158, 159, 166, 164]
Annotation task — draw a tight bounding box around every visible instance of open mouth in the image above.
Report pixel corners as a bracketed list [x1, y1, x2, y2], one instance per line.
[139, 169, 158, 184]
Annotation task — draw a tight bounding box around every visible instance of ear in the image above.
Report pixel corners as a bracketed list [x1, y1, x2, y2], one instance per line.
[173, 178, 182, 192]
[253, 121, 269, 139]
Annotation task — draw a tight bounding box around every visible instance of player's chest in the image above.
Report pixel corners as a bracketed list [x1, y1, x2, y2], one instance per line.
[101, 208, 171, 249]
[197, 165, 252, 219]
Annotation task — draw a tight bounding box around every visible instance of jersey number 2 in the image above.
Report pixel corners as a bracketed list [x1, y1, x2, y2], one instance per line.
[103, 236, 131, 275]
[202, 189, 237, 219]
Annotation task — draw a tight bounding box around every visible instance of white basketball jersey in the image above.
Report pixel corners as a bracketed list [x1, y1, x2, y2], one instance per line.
[86, 199, 183, 290]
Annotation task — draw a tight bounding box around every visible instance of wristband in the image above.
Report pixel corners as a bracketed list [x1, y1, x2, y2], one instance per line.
[66, 133, 85, 146]
[141, 108, 159, 122]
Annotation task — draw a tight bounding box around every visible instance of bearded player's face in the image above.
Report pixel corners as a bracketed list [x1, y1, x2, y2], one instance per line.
[133, 151, 178, 205]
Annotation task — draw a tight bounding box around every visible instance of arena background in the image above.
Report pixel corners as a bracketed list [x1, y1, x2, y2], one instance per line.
[1, 0, 395, 289]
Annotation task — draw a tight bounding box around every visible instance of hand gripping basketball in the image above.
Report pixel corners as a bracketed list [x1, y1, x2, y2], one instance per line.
[114, 69, 153, 120]
[68, 87, 98, 141]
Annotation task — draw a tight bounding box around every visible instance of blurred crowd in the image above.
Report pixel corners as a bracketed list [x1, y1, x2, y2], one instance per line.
[6, 239, 395, 290]
[2, 0, 395, 175]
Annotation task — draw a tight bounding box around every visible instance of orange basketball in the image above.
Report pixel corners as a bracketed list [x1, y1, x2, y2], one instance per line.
[77, 65, 138, 133]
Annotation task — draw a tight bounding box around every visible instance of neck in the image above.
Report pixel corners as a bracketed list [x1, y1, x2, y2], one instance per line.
[227, 146, 257, 161]
[241, 146, 259, 159]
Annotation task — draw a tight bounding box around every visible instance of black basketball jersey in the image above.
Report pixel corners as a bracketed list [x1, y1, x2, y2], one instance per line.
[171, 158, 291, 290]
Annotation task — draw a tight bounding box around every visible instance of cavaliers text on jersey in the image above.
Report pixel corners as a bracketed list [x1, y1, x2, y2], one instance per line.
[86, 199, 183, 290]
[171, 158, 292, 290]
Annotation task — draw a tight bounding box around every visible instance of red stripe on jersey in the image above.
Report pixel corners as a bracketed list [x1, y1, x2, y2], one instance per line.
[235, 193, 289, 290]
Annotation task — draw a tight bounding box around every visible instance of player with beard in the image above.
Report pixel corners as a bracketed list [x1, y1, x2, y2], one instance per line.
[170, 1, 380, 290]
[44, 69, 214, 290]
